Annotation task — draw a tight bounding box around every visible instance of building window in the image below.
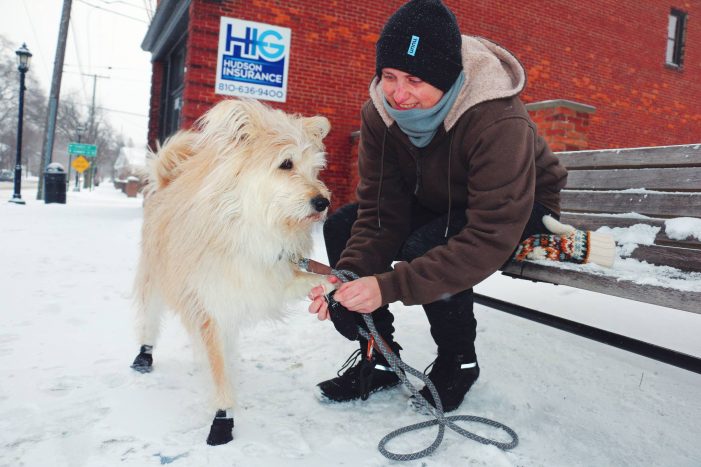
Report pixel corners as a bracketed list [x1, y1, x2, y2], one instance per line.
[159, 34, 187, 141]
[666, 9, 687, 68]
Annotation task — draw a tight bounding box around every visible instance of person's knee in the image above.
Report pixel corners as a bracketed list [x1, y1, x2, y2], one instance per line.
[398, 234, 432, 261]
[323, 203, 358, 266]
[323, 203, 358, 240]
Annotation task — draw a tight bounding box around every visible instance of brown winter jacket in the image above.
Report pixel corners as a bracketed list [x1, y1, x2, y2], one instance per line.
[336, 36, 568, 306]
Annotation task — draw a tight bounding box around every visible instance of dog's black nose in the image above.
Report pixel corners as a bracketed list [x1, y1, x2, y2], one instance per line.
[311, 195, 330, 212]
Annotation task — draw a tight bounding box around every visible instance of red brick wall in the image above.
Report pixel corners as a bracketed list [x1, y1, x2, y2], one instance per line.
[148, 0, 701, 207]
[146, 61, 163, 152]
[450, 0, 701, 151]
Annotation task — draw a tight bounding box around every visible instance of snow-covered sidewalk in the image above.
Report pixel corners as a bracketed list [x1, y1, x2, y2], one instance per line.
[1, 185, 700, 466]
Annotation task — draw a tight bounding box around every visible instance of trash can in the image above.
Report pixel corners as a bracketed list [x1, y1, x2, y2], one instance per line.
[44, 162, 67, 204]
[125, 176, 140, 198]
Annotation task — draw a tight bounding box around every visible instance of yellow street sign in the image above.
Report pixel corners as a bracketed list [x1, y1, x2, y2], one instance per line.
[71, 155, 91, 173]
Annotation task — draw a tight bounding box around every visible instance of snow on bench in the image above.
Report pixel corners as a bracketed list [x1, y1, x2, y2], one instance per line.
[502, 143, 701, 313]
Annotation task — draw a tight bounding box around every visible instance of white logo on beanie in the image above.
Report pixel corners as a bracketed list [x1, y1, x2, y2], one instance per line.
[407, 35, 420, 56]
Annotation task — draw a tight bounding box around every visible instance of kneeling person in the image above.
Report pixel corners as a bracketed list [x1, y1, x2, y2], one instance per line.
[308, 0, 568, 412]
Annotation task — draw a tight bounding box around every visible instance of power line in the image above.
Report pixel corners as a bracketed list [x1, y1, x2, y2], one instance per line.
[98, 0, 151, 12]
[99, 106, 148, 118]
[141, 0, 154, 21]
[63, 70, 149, 84]
[73, 101, 148, 118]
[20, 0, 50, 77]
[64, 64, 146, 71]
[68, 19, 91, 103]
[75, 0, 148, 23]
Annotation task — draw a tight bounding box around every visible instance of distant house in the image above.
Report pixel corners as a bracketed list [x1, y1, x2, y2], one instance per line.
[113, 147, 149, 196]
[114, 147, 148, 182]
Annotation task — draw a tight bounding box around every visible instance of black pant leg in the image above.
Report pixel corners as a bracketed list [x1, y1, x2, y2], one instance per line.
[323, 203, 358, 268]
[322, 203, 397, 344]
[423, 291, 476, 360]
[397, 209, 477, 360]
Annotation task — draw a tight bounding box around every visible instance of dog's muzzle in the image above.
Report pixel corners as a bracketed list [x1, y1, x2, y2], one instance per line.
[311, 195, 330, 212]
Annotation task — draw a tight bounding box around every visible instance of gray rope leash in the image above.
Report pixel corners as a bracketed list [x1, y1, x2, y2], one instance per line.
[329, 268, 518, 462]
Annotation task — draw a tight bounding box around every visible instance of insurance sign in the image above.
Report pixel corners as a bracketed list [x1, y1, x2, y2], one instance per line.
[215, 17, 291, 103]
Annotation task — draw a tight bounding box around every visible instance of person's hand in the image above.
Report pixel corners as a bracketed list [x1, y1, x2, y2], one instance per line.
[308, 275, 340, 321]
[333, 276, 382, 313]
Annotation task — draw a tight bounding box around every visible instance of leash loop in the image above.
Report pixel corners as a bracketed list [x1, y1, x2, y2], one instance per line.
[327, 267, 518, 461]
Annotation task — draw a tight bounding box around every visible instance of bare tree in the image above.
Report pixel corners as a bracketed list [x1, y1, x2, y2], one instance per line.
[0, 34, 129, 180]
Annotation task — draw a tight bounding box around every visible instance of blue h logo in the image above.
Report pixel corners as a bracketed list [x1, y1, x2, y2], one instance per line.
[225, 25, 285, 60]
[407, 35, 420, 56]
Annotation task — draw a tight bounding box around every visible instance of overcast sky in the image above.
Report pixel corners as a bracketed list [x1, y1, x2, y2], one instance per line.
[0, 0, 154, 147]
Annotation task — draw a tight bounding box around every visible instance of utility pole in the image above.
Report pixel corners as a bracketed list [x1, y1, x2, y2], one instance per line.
[37, 0, 72, 200]
[83, 73, 109, 189]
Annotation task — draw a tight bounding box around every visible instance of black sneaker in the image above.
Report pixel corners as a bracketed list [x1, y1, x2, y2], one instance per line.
[415, 353, 479, 412]
[317, 343, 401, 402]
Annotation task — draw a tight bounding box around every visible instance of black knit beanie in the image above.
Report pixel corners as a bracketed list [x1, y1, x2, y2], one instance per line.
[376, 0, 463, 92]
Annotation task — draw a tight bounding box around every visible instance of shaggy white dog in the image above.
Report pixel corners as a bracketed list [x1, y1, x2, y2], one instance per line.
[130, 98, 334, 445]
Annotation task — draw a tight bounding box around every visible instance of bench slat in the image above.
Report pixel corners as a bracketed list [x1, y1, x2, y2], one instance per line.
[630, 245, 701, 272]
[558, 144, 701, 169]
[559, 214, 701, 249]
[560, 191, 701, 218]
[501, 262, 701, 313]
[565, 167, 701, 191]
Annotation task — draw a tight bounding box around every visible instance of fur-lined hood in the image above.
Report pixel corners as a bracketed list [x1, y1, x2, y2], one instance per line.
[369, 35, 527, 131]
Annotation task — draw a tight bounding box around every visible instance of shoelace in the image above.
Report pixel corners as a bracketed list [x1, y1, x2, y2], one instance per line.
[335, 347, 379, 400]
[422, 357, 454, 380]
[422, 359, 436, 376]
[337, 348, 363, 377]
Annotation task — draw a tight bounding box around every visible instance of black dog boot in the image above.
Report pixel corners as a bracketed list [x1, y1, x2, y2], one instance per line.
[130, 345, 153, 373]
[206, 410, 234, 446]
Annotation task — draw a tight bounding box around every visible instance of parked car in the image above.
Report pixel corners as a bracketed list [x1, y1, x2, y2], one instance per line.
[0, 169, 13, 182]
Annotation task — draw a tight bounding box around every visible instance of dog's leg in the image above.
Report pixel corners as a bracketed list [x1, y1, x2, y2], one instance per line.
[131, 282, 164, 373]
[200, 318, 235, 446]
[285, 270, 336, 300]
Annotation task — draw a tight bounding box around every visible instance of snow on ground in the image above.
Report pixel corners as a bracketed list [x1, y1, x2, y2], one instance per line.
[1, 184, 701, 467]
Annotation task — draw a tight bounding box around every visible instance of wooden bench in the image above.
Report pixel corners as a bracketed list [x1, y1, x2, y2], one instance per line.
[501, 143, 701, 314]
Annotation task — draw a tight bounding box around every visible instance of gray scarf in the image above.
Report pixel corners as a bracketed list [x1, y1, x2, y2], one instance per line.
[383, 72, 465, 148]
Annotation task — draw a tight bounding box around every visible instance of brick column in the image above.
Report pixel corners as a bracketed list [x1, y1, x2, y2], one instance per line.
[526, 99, 596, 151]
[147, 61, 164, 151]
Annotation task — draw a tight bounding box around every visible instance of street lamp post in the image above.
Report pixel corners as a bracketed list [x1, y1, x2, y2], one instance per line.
[8, 43, 32, 205]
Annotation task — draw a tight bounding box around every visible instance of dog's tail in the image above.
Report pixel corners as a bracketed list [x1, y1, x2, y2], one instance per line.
[147, 130, 198, 191]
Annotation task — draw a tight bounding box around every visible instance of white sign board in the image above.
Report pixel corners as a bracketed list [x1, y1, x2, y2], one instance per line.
[215, 17, 291, 103]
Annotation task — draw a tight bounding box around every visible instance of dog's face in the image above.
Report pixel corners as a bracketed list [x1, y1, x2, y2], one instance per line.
[252, 115, 332, 227]
[194, 99, 331, 231]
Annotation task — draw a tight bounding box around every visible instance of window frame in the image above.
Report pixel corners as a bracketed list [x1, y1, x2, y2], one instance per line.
[158, 33, 188, 142]
[665, 8, 688, 70]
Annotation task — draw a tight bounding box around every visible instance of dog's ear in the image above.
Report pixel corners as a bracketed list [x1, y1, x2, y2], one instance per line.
[196, 99, 259, 149]
[302, 116, 330, 146]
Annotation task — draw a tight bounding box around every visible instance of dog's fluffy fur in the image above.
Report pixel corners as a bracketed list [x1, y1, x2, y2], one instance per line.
[132, 99, 333, 443]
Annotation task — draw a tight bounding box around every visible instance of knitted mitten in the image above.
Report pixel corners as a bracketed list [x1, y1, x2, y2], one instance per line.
[514, 216, 616, 268]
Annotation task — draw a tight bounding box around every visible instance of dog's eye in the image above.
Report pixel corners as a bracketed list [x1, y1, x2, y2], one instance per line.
[278, 159, 293, 170]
